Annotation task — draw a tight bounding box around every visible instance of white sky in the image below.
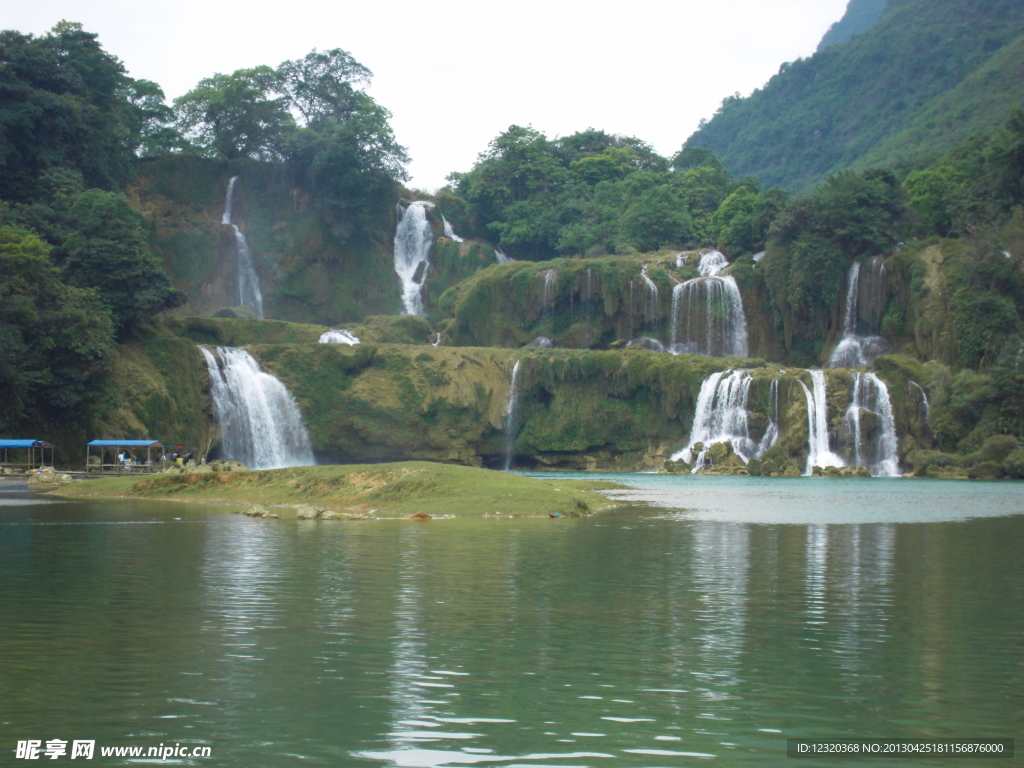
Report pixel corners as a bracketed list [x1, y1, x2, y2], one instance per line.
[7, 0, 849, 190]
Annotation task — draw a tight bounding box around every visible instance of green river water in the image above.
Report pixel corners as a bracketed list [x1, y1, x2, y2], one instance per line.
[1, 475, 1021, 766]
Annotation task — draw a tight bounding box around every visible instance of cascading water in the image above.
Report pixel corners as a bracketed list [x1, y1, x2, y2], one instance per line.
[669, 251, 748, 358]
[441, 216, 464, 242]
[909, 380, 931, 432]
[494, 248, 514, 264]
[503, 360, 521, 471]
[798, 370, 846, 475]
[828, 258, 890, 368]
[757, 378, 781, 456]
[394, 201, 434, 316]
[698, 251, 729, 277]
[671, 369, 758, 469]
[319, 329, 360, 345]
[221, 176, 264, 319]
[640, 265, 659, 322]
[200, 346, 314, 470]
[541, 270, 558, 309]
[844, 372, 900, 477]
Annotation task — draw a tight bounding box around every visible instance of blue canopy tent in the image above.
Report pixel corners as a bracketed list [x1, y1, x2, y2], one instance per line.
[86, 440, 164, 474]
[0, 440, 55, 471]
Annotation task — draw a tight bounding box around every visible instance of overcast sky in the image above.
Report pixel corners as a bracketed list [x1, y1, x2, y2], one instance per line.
[7, 0, 849, 190]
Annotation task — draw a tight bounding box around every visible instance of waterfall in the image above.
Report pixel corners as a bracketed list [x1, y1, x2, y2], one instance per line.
[827, 258, 890, 368]
[756, 378, 781, 456]
[640, 265, 659, 322]
[319, 329, 360, 345]
[798, 370, 845, 475]
[541, 269, 558, 308]
[494, 248, 514, 264]
[394, 202, 433, 316]
[221, 176, 264, 319]
[669, 275, 749, 358]
[503, 360, 521, 471]
[200, 346, 314, 470]
[845, 372, 900, 477]
[441, 216, 464, 242]
[909, 380, 931, 432]
[670, 369, 758, 469]
[698, 250, 729, 277]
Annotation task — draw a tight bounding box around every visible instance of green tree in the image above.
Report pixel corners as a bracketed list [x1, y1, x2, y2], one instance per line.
[61, 190, 184, 335]
[0, 226, 113, 431]
[173, 66, 293, 159]
[0, 22, 147, 201]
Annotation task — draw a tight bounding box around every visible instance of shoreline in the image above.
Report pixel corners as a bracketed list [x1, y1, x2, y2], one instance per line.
[45, 461, 629, 519]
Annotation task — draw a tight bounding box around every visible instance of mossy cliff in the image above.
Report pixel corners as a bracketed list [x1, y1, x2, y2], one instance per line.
[127, 155, 400, 324]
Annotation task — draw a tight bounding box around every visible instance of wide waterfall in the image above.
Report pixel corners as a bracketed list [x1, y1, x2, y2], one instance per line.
[828, 258, 890, 368]
[394, 202, 433, 316]
[200, 346, 314, 470]
[798, 370, 846, 474]
[441, 216, 464, 242]
[671, 369, 758, 469]
[845, 372, 900, 477]
[319, 329, 360, 345]
[221, 176, 264, 319]
[503, 360, 521, 471]
[669, 251, 749, 358]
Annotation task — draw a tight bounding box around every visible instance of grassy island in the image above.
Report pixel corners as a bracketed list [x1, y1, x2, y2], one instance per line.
[49, 462, 628, 518]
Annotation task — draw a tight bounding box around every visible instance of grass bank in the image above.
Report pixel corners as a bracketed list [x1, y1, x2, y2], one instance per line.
[50, 462, 627, 518]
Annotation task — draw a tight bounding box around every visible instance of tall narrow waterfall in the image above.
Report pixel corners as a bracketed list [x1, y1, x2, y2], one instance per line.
[670, 251, 748, 358]
[845, 372, 900, 477]
[798, 370, 845, 474]
[541, 269, 558, 309]
[640, 265, 659, 322]
[441, 216, 464, 242]
[828, 258, 890, 368]
[221, 176, 264, 319]
[671, 369, 758, 468]
[394, 202, 433, 316]
[503, 361, 521, 471]
[200, 346, 314, 470]
[757, 378, 781, 456]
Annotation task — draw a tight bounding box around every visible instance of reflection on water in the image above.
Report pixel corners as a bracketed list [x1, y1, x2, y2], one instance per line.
[0, 483, 1022, 767]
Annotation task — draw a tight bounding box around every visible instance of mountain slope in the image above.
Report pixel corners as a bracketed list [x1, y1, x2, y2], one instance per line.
[817, 0, 887, 51]
[686, 0, 1024, 191]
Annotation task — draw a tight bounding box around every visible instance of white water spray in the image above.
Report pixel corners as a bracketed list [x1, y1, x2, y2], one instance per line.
[799, 370, 845, 475]
[394, 202, 433, 316]
[828, 258, 890, 368]
[671, 369, 758, 469]
[221, 176, 264, 319]
[319, 329, 360, 345]
[494, 248, 514, 264]
[670, 254, 749, 358]
[503, 360, 521, 471]
[200, 346, 314, 470]
[845, 372, 900, 477]
[441, 216, 464, 242]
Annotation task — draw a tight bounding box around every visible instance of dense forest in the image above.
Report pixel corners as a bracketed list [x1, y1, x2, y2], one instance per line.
[686, 0, 1024, 191]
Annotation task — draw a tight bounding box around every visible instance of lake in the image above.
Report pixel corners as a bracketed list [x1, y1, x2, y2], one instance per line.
[1, 475, 1021, 766]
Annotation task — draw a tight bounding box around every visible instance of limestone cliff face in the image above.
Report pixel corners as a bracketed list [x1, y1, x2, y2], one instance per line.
[128, 156, 401, 325]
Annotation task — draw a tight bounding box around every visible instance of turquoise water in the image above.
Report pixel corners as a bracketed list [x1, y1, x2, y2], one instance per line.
[1, 477, 1022, 766]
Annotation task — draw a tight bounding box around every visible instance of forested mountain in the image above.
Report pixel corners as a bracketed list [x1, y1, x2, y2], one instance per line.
[686, 0, 1024, 191]
[817, 0, 887, 52]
